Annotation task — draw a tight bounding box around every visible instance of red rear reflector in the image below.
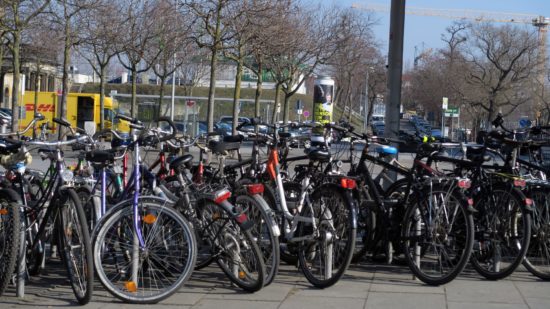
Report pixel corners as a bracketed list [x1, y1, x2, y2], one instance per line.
[340, 178, 357, 189]
[235, 213, 248, 224]
[457, 179, 471, 189]
[246, 184, 264, 195]
[214, 190, 232, 204]
[514, 179, 526, 187]
[525, 198, 533, 206]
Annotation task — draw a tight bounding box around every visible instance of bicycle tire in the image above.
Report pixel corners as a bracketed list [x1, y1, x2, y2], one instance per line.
[522, 187, 550, 280]
[93, 198, 196, 303]
[236, 193, 280, 286]
[163, 176, 216, 270]
[56, 189, 94, 304]
[470, 185, 531, 280]
[402, 184, 474, 285]
[0, 189, 21, 297]
[297, 184, 356, 288]
[199, 200, 265, 292]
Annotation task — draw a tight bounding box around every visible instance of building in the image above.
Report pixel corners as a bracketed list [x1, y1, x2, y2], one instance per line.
[0, 44, 61, 109]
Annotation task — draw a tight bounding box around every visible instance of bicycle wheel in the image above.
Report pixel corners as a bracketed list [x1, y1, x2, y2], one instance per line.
[402, 184, 474, 285]
[297, 184, 356, 288]
[235, 193, 280, 286]
[523, 187, 550, 280]
[0, 189, 21, 297]
[94, 199, 196, 303]
[199, 200, 265, 292]
[470, 185, 531, 280]
[56, 189, 94, 304]
[164, 176, 216, 270]
[279, 181, 301, 265]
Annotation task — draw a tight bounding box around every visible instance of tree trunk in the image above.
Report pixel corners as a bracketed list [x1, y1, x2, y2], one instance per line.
[131, 66, 137, 118]
[347, 92, 354, 121]
[254, 68, 262, 119]
[231, 57, 243, 135]
[206, 1, 223, 132]
[283, 93, 290, 125]
[99, 65, 106, 130]
[158, 75, 166, 119]
[60, 21, 71, 138]
[271, 83, 281, 124]
[33, 61, 41, 138]
[11, 30, 21, 132]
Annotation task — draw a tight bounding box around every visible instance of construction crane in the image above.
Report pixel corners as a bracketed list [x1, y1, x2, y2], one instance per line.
[352, 2, 550, 117]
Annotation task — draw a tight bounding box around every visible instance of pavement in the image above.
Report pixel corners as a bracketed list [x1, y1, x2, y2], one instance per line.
[1, 260, 548, 309]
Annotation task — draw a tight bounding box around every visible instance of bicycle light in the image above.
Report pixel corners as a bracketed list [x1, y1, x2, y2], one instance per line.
[513, 179, 526, 188]
[246, 183, 264, 195]
[340, 178, 357, 189]
[214, 189, 232, 204]
[61, 169, 74, 182]
[457, 179, 471, 189]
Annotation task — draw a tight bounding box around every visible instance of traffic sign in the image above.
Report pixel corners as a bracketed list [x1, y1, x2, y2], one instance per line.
[444, 107, 459, 118]
[186, 100, 195, 107]
[303, 110, 310, 118]
[297, 109, 303, 115]
[442, 97, 448, 110]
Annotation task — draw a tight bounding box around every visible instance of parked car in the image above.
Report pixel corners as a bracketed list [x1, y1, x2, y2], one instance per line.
[371, 121, 385, 136]
[219, 116, 250, 125]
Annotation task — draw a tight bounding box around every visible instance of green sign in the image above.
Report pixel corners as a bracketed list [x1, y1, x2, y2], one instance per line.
[444, 107, 459, 118]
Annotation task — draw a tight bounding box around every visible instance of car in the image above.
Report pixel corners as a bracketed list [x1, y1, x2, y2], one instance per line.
[371, 121, 385, 136]
[219, 116, 250, 125]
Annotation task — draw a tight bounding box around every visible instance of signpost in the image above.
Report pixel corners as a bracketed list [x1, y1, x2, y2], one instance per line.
[303, 110, 310, 122]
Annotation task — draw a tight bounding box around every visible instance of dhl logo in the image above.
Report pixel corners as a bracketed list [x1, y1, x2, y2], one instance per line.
[25, 104, 55, 112]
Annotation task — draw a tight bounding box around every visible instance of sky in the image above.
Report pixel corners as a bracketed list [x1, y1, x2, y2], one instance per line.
[323, 0, 550, 69]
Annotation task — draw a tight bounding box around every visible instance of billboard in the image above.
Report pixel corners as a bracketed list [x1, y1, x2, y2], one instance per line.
[313, 76, 335, 124]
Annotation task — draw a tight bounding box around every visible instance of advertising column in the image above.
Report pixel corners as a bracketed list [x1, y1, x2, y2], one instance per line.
[313, 76, 335, 124]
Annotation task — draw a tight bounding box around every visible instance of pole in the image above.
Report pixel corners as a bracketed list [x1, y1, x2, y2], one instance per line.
[383, 0, 406, 185]
[170, 53, 176, 121]
[441, 112, 445, 140]
[384, 0, 405, 140]
[364, 69, 369, 133]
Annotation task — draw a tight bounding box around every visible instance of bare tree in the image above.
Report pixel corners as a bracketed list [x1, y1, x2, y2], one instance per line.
[0, 0, 51, 131]
[78, 0, 120, 129]
[25, 14, 60, 135]
[49, 0, 99, 136]
[326, 7, 377, 122]
[266, 4, 340, 125]
[146, 0, 191, 118]
[181, 0, 244, 131]
[117, 0, 160, 118]
[459, 23, 539, 125]
[223, 0, 275, 134]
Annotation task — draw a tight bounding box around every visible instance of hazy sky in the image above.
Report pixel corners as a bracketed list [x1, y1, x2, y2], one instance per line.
[324, 0, 550, 68]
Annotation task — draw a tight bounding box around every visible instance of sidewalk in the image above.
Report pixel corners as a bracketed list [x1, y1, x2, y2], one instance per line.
[1, 262, 547, 309]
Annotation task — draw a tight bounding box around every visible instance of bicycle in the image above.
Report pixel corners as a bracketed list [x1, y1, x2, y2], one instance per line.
[0, 116, 94, 304]
[91, 115, 198, 303]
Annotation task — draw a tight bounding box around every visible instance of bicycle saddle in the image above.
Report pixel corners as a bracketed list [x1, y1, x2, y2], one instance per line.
[223, 135, 244, 143]
[305, 147, 331, 162]
[208, 140, 241, 154]
[85, 150, 115, 164]
[170, 154, 194, 172]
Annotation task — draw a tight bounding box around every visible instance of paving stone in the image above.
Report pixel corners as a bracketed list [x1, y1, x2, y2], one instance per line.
[192, 299, 279, 309]
[447, 301, 529, 309]
[279, 295, 366, 309]
[445, 279, 525, 304]
[365, 292, 445, 309]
